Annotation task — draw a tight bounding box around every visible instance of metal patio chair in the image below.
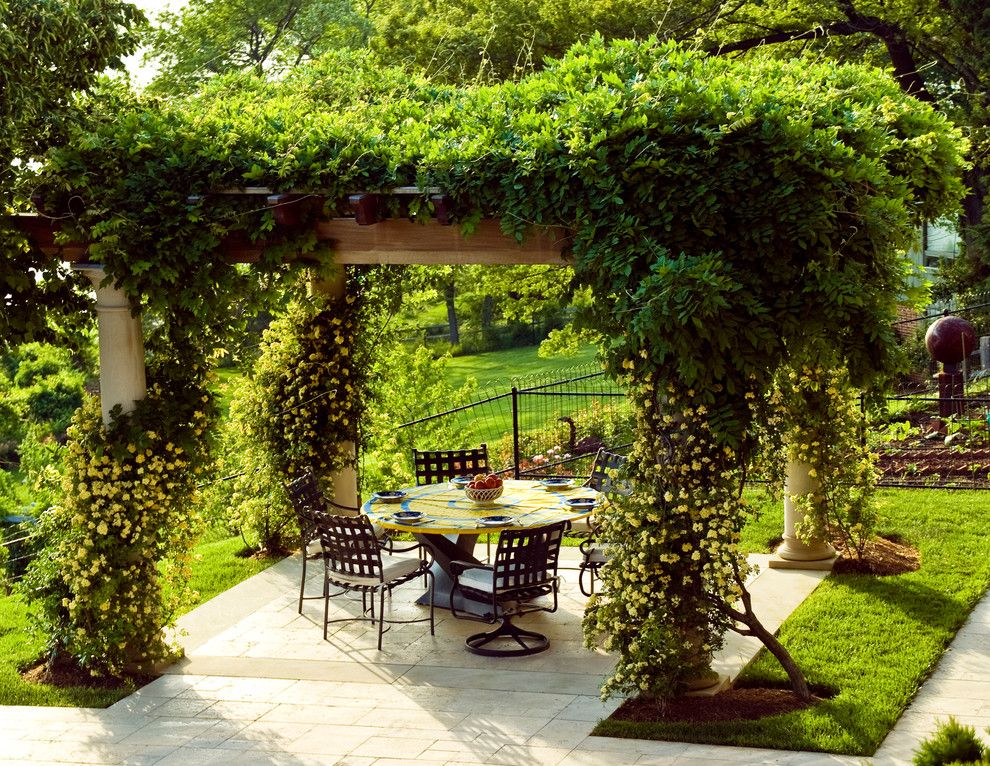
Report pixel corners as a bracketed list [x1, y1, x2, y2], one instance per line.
[412, 444, 490, 485]
[577, 449, 629, 597]
[286, 471, 418, 614]
[413, 444, 493, 558]
[448, 521, 566, 656]
[315, 513, 434, 649]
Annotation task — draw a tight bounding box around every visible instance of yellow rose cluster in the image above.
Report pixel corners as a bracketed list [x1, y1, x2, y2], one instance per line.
[583, 364, 753, 700]
[30, 382, 209, 676]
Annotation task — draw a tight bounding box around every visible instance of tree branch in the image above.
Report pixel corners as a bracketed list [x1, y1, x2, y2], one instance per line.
[707, 15, 934, 103]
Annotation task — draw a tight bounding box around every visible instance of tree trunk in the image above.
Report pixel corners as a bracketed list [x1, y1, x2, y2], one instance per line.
[719, 587, 813, 703]
[445, 281, 459, 345]
[480, 294, 495, 337]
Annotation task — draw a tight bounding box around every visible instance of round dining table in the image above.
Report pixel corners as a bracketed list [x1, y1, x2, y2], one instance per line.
[362, 478, 600, 614]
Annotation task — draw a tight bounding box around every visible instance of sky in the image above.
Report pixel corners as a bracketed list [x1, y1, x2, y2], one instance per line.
[123, 0, 183, 85]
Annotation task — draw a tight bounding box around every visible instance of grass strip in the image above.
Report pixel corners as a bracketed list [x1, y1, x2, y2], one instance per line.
[593, 489, 990, 755]
[0, 533, 280, 707]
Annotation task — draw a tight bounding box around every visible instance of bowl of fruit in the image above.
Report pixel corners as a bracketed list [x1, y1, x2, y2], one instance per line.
[464, 473, 504, 504]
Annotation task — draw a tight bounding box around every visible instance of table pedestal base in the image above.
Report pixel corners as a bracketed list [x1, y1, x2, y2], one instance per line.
[413, 532, 495, 618]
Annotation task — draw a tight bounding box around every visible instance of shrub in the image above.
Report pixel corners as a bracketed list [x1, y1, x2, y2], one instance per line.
[914, 718, 988, 766]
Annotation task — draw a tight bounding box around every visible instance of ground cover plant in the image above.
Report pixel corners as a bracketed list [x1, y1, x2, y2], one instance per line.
[594, 489, 990, 755]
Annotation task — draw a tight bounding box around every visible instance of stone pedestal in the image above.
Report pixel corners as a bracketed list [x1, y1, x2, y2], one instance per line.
[980, 336, 989, 371]
[75, 265, 146, 426]
[770, 458, 836, 569]
[936, 365, 964, 418]
[310, 268, 361, 511]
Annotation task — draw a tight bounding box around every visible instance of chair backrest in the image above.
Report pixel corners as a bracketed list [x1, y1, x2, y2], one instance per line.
[492, 522, 566, 592]
[412, 445, 490, 485]
[585, 449, 630, 495]
[315, 514, 384, 582]
[285, 471, 328, 534]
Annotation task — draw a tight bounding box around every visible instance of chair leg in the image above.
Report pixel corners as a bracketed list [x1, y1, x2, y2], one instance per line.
[299, 548, 307, 614]
[579, 563, 596, 597]
[427, 571, 435, 637]
[465, 616, 550, 657]
[377, 587, 386, 650]
[323, 573, 331, 640]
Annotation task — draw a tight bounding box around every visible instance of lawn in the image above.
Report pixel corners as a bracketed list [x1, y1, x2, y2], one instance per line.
[594, 488, 990, 755]
[0, 532, 280, 707]
[444, 343, 601, 390]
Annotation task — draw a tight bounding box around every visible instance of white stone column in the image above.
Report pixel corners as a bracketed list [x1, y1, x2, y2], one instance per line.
[770, 458, 836, 569]
[310, 268, 361, 511]
[75, 266, 146, 426]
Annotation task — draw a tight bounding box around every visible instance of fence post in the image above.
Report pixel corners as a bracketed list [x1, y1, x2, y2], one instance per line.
[512, 386, 520, 479]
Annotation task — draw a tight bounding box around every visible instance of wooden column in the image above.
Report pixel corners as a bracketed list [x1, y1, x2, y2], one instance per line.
[310, 268, 361, 511]
[75, 266, 147, 426]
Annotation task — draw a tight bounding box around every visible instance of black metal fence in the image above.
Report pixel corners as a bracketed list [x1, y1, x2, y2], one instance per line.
[395, 365, 633, 480]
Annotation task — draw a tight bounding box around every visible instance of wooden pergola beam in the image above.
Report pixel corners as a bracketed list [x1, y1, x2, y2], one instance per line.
[319, 219, 571, 265]
[11, 214, 573, 266]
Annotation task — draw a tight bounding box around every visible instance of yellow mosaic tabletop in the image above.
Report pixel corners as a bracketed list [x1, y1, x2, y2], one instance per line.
[363, 478, 600, 534]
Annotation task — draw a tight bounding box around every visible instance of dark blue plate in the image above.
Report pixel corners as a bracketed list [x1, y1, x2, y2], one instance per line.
[566, 497, 596, 508]
[373, 490, 407, 504]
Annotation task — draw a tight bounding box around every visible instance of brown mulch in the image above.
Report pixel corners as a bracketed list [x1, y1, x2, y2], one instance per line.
[21, 658, 154, 690]
[832, 535, 920, 576]
[611, 683, 832, 723]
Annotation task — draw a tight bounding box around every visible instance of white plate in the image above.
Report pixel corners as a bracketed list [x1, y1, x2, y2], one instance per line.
[391, 515, 431, 525]
[478, 516, 514, 527]
[540, 478, 575, 490]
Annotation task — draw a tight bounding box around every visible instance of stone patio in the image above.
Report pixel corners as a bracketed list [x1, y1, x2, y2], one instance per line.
[0, 546, 986, 765]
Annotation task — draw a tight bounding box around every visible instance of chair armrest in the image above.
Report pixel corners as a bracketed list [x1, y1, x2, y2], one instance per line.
[449, 559, 492, 577]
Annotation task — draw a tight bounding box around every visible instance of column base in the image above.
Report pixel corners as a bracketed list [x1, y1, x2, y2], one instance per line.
[682, 671, 731, 696]
[768, 555, 837, 571]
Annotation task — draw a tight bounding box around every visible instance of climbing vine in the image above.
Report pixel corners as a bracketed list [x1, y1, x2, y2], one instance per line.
[770, 366, 881, 559]
[222, 282, 371, 552]
[26, 360, 214, 674]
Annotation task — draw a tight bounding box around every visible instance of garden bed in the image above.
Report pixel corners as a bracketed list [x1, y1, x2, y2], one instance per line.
[594, 489, 990, 755]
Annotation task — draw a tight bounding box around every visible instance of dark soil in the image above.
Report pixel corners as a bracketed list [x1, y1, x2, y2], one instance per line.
[611, 682, 835, 723]
[21, 657, 154, 690]
[833, 535, 920, 576]
[877, 412, 990, 487]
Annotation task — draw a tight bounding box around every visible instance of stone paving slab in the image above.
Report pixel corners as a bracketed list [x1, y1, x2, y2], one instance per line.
[1, 547, 987, 765]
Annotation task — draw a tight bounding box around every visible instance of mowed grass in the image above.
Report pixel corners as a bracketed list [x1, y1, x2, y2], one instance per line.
[594, 489, 990, 755]
[0, 533, 280, 707]
[444, 343, 601, 390]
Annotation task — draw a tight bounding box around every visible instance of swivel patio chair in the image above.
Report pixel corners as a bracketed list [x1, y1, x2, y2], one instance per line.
[448, 521, 566, 657]
[578, 449, 630, 597]
[286, 470, 418, 614]
[412, 444, 490, 485]
[315, 513, 435, 649]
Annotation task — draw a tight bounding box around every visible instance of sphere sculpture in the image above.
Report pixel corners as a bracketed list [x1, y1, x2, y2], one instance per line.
[925, 316, 976, 365]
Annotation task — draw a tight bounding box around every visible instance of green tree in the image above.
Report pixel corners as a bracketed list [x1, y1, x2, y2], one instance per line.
[1, 0, 143, 348]
[688, 0, 990, 297]
[143, 0, 372, 93]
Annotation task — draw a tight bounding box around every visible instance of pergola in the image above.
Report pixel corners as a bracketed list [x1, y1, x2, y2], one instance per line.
[13, 188, 584, 517]
[14, 187, 831, 567]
